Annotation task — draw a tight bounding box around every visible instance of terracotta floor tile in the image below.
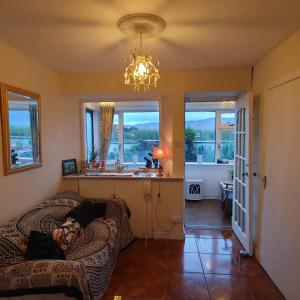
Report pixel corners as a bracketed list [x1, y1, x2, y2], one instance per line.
[196, 237, 231, 254]
[225, 238, 266, 277]
[167, 272, 210, 300]
[184, 226, 195, 237]
[130, 239, 169, 256]
[200, 253, 239, 275]
[107, 264, 167, 298]
[193, 227, 230, 239]
[185, 199, 231, 226]
[184, 226, 194, 236]
[247, 274, 286, 300]
[167, 237, 198, 253]
[220, 229, 235, 239]
[103, 233, 285, 300]
[225, 235, 244, 253]
[236, 256, 266, 277]
[167, 252, 203, 273]
[205, 274, 255, 300]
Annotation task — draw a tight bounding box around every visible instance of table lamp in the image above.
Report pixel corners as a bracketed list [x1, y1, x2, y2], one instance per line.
[152, 146, 166, 176]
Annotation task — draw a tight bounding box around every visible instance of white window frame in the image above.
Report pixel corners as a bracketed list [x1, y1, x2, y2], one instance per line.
[216, 111, 235, 162]
[108, 110, 160, 164]
[185, 109, 235, 163]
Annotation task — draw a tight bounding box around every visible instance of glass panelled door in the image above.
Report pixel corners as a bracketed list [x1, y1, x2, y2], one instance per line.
[232, 92, 253, 256]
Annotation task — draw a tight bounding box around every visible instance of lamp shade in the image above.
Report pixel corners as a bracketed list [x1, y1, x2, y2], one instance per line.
[152, 146, 166, 160]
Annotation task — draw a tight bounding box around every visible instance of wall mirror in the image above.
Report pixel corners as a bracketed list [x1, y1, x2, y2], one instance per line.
[0, 83, 42, 175]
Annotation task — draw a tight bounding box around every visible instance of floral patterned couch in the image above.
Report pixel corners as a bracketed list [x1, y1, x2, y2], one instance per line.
[0, 192, 134, 299]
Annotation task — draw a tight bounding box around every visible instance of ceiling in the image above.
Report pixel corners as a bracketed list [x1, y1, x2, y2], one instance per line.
[0, 0, 299, 71]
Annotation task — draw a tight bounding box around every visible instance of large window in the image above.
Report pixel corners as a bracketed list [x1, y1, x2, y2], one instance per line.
[185, 109, 235, 163]
[123, 112, 159, 162]
[185, 112, 216, 162]
[85, 102, 159, 164]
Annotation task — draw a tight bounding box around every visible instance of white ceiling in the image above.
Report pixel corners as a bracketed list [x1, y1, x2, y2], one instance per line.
[0, 0, 299, 71]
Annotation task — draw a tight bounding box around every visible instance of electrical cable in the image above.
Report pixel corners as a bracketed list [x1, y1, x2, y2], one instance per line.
[154, 179, 176, 233]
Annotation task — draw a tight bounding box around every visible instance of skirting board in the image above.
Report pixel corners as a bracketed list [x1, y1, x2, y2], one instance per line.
[153, 231, 184, 240]
[185, 194, 220, 200]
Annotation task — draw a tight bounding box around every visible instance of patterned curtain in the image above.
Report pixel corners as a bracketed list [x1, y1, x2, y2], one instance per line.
[99, 102, 115, 161]
[29, 104, 39, 162]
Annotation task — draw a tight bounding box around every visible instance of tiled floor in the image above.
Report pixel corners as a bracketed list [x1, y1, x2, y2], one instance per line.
[103, 227, 285, 300]
[185, 200, 231, 226]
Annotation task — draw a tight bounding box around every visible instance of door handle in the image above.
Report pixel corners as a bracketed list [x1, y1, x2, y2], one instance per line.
[262, 176, 267, 189]
[242, 172, 248, 177]
[252, 172, 257, 176]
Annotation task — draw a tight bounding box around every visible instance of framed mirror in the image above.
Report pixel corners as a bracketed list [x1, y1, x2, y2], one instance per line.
[0, 83, 42, 175]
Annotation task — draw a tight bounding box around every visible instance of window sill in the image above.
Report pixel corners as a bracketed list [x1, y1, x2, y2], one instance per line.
[106, 162, 146, 168]
[185, 162, 234, 166]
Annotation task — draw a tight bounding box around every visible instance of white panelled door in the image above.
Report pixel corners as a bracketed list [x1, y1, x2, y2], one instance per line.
[260, 76, 300, 300]
[232, 92, 253, 256]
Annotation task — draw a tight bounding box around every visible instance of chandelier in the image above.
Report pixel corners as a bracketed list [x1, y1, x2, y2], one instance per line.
[117, 14, 166, 92]
[124, 33, 159, 91]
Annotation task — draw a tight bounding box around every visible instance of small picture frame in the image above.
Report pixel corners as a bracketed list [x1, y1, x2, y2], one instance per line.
[62, 159, 78, 176]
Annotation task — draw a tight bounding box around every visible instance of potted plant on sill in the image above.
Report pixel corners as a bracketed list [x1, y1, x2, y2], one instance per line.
[88, 146, 100, 168]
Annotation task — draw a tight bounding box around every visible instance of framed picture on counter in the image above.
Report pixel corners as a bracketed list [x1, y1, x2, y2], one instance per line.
[62, 159, 78, 176]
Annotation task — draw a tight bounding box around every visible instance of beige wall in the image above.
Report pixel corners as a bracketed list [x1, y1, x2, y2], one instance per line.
[59, 66, 251, 177]
[0, 42, 80, 224]
[252, 29, 300, 259]
[253, 30, 300, 93]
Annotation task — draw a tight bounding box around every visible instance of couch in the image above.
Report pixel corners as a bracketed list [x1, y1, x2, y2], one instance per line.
[0, 192, 134, 299]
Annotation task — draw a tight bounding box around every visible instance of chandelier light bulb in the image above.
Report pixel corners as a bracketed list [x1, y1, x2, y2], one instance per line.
[136, 62, 147, 77]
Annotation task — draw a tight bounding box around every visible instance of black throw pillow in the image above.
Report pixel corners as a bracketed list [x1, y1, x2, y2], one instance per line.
[25, 230, 65, 260]
[66, 201, 107, 227]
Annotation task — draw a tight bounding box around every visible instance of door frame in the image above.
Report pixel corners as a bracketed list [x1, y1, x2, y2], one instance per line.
[183, 96, 238, 228]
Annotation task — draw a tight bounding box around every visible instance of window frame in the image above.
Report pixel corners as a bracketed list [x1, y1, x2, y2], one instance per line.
[108, 110, 160, 164]
[85, 108, 94, 161]
[185, 109, 235, 163]
[216, 111, 235, 162]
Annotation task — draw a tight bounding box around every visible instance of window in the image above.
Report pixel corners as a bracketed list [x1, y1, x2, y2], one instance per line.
[185, 108, 235, 163]
[85, 109, 94, 161]
[219, 112, 235, 161]
[107, 114, 119, 161]
[219, 129, 234, 160]
[84, 102, 159, 164]
[123, 112, 159, 162]
[185, 112, 216, 162]
[221, 112, 235, 127]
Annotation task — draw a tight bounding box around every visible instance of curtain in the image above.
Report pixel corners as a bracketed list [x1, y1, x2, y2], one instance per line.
[29, 103, 39, 162]
[99, 102, 115, 161]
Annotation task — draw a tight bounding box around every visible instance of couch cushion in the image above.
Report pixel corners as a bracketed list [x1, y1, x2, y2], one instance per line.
[66, 218, 115, 263]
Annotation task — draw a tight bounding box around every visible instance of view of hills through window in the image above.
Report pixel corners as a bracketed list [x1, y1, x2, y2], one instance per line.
[108, 111, 159, 163]
[185, 111, 235, 162]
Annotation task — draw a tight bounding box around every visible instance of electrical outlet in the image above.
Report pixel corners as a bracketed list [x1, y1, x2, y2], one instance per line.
[170, 215, 181, 224]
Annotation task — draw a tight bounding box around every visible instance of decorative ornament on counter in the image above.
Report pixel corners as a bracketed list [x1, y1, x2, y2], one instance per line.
[144, 156, 152, 168]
